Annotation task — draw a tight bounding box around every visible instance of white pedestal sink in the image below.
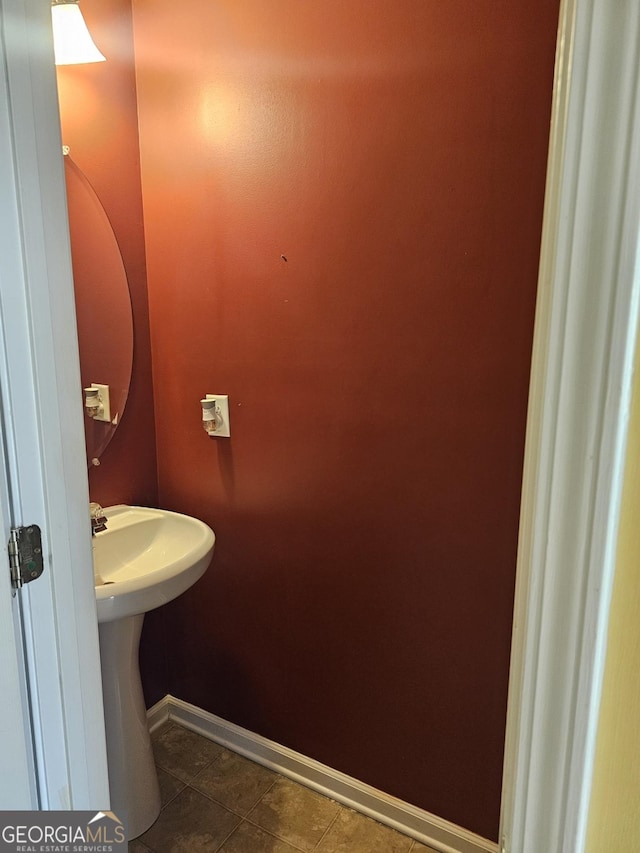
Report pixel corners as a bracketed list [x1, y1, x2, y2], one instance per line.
[94, 505, 215, 839]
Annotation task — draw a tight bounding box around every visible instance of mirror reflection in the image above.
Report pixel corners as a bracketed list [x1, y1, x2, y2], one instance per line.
[64, 155, 134, 466]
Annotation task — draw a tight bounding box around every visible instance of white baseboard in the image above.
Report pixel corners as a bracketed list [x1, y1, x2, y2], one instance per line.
[147, 695, 498, 853]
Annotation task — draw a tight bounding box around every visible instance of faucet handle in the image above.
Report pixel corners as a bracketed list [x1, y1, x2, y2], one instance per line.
[89, 502, 108, 535]
[89, 502, 104, 519]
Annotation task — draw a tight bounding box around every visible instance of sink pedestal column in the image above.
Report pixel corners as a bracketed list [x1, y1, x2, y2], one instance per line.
[98, 615, 161, 840]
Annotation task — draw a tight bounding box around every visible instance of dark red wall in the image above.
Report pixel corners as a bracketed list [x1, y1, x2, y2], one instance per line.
[132, 0, 559, 840]
[56, 0, 157, 509]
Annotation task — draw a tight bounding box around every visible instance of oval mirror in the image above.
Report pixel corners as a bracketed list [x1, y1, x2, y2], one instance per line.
[64, 156, 134, 466]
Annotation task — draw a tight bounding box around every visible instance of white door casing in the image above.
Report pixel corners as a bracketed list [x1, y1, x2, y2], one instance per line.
[0, 0, 109, 809]
[501, 0, 640, 851]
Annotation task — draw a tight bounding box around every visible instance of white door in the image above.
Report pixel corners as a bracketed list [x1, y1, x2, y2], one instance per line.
[0, 0, 110, 809]
[0, 444, 37, 805]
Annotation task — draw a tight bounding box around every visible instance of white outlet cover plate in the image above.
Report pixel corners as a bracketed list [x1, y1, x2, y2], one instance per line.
[92, 382, 111, 423]
[205, 394, 230, 437]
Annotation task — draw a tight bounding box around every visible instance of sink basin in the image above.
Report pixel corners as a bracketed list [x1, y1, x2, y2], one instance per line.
[94, 504, 215, 623]
[93, 504, 215, 839]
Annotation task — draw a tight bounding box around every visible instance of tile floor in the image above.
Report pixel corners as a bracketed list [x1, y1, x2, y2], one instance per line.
[129, 722, 438, 853]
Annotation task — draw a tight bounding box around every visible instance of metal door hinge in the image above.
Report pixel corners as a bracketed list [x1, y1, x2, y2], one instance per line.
[9, 525, 44, 590]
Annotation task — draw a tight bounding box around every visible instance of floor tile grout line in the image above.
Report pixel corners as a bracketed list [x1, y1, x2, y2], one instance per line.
[253, 773, 278, 808]
[155, 764, 186, 811]
[151, 722, 426, 852]
[159, 788, 181, 811]
[154, 753, 218, 788]
[156, 733, 279, 814]
[187, 754, 280, 815]
[152, 737, 283, 825]
[153, 720, 227, 790]
[181, 781, 249, 820]
[156, 762, 184, 787]
[222, 818, 310, 853]
[176, 774, 284, 826]
[211, 815, 245, 853]
[240, 813, 311, 852]
[242, 774, 337, 853]
[150, 721, 175, 743]
[312, 804, 341, 850]
[244, 773, 278, 820]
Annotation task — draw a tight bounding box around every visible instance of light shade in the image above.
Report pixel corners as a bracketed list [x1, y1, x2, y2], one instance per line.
[51, 1, 105, 65]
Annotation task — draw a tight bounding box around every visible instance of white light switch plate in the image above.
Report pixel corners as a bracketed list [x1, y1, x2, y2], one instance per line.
[205, 394, 230, 437]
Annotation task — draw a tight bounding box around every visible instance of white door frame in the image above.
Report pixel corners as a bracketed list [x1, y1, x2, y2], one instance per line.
[0, 0, 109, 809]
[500, 0, 640, 851]
[1, 0, 638, 843]
[0, 5, 40, 808]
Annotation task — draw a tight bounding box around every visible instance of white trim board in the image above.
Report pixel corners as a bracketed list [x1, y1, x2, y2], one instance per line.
[500, 0, 640, 851]
[0, 0, 109, 809]
[148, 695, 497, 853]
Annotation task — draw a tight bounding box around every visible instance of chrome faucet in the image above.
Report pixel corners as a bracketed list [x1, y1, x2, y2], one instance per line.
[90, 502, 108, 536]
